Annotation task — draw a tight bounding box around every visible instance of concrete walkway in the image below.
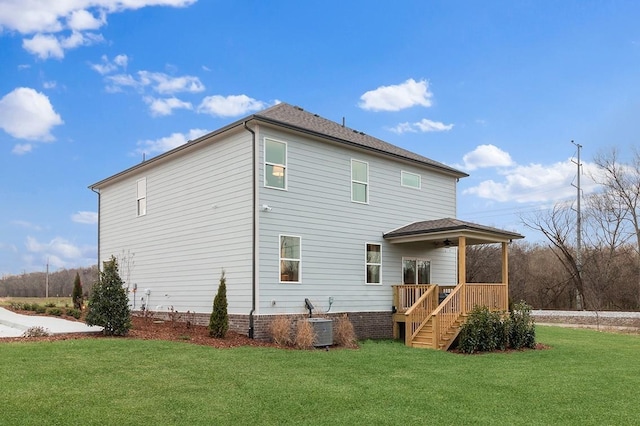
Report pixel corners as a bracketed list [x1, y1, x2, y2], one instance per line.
[0, 307, 103, 338]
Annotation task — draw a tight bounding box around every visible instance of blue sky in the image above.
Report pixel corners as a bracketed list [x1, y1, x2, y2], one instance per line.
[1, 0, 639, 276]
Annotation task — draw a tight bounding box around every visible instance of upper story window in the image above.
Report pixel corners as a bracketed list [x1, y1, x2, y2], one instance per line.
[280, 235, 301, 283]
[351, 159, 369, 203]
[265, 138, 287, 189]
[366, 243, 381, 284]
[401, 171, 421, 189]
[136, 178, 147, 216]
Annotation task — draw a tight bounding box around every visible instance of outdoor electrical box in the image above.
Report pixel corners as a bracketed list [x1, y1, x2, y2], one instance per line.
[307, 318, 333, 347]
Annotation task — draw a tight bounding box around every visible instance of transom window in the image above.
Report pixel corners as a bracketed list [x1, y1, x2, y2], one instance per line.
[265, 139, 286, 189]
[136, 178, 147, 216]
[351, 159, 369, 203]
[280, 235, 301, 283]
[366, 243, 381, 284]
[402, 258, 430, 285]
[401, 171, 421, 189]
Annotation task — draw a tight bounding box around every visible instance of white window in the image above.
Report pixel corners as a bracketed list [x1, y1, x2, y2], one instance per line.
[265, 138, 286, 189]
[401, 171, 421, 189]
[402, 258, 431, 285]
[366, 243, 381, 284]
[136, 178, 147, 216]
[351, 159, 369, 203]
[280, 235, 301, 283]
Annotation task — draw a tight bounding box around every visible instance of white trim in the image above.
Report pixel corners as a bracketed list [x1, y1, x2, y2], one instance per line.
[264, 137, 287, 191]
[365, 242, 382, 285]
[351, 159, 369, 204]
[136, 177, 147, 217]
[401, 170, 421, 189]
[279, 234, 301, 284]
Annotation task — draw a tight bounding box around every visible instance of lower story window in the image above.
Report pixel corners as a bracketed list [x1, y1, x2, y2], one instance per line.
[280, 235, 301, 283]
[402, 258, 430, 284]
[366, 243, 381, 284]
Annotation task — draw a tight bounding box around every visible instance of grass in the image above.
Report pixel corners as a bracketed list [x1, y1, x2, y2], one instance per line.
[0, 297, 71, 308]
[1, 326, 639, 425]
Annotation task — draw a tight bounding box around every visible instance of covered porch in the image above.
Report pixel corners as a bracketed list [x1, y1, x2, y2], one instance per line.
[384, 218, 524, 350]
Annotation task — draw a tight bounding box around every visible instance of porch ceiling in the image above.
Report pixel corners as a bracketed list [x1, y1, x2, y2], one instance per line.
[383, 217, 524, 247]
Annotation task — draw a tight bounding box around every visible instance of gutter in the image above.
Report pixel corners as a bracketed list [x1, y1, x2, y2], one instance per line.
[244, 120, 256, 339]
[90, 187, 101, 271]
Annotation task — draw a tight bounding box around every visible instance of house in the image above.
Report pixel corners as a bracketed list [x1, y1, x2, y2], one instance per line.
[89, 102, 523, 349]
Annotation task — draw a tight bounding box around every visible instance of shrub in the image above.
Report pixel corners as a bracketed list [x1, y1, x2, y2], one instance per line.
[21, 303, 32, 311]
[458, 306, 506, 354]
[45, 302, 56, 308]
[22, 326, 50, 338]
[294, 319, 316, 350]
[209, 270, 228, 338]
[66, 308, 82, 319]
[34, 304, 46, 314]
[509, 301, 536, 349]
[85, 256, 132, 336]
[47, 307, 63, 316]
[72, 272, 83, 310]
[269, 316, 293, 346]
[334, 314, 358, 348]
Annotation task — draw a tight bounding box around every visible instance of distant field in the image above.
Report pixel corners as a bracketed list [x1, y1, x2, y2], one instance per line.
[0, 297, 72, 308]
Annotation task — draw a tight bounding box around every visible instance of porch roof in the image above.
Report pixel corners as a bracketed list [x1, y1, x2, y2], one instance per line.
[383, 217, 524, 246]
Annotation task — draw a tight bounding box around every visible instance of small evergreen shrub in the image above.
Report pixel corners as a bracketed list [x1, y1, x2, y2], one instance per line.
[334, 314, 358, 348]
[47, 307, 63, 316]
[509, 301, 536, 349]
[34, 304, 46, 314]
[85, 256, 132, 336]
[45, 302, 56, 308]
[269, 316, 293, 346]
[72, 272, 83, 310]
[209, 270, 229, 338]
[66, 308, 82, 319]
[294, 319, 316, 349]
[21, 303, 32, 311]
[22, 326, 50, 337]
[458, 306, 505, 354]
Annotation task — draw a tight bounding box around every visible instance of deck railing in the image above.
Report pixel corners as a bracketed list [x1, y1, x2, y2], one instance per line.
[392, 284, 433, 313]
[404, 285, 438, 339]
[464, 283, 508, 312]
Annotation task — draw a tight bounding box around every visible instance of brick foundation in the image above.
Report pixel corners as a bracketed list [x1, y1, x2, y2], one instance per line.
[140, 310, 393, 342]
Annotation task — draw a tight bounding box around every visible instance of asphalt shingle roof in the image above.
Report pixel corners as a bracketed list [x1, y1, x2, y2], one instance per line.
[384, 217, 524, 239]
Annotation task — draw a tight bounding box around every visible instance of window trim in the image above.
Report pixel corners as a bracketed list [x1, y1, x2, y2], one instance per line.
[401, 171, 421, 189]
[351, 159, 369, 204]
[365, 242, 382, 285]
[279, 234, 301, 284]
[136, 177, 147, 217]
[264, 138, 287, 191]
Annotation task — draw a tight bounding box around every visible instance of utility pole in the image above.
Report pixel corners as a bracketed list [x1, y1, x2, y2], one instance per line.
[45, 258, 49, 299]
[571, 141, 583, 310]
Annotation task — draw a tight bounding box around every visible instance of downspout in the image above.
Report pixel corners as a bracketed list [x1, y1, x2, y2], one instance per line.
[90, 187, 101, 272]
[244, 121, 256, 339]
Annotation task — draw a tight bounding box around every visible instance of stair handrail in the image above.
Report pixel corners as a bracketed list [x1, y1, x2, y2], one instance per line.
[429, 283, 465, 348]
[404, 285, 438, 339]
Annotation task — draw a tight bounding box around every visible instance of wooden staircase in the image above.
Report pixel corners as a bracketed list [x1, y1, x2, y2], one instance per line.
[393, 283, 508, 350]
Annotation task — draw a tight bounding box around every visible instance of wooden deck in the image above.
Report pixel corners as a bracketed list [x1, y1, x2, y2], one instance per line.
[392, 283, 508, 350]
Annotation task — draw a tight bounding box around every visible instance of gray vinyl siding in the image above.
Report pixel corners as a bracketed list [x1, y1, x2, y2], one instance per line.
[99, 130, 253, 314]
[256, 127, 457, 315]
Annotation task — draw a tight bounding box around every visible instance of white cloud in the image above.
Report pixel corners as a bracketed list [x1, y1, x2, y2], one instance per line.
[43, 80, 57, 89]
[388, 118, 454, 134]
[144, 96, 193, 116]
[0, 1, 196, 57]
[12, 220, 43, 231]
[0, 87, 63, 142]
[72, 211, 98, 224]
[197, 94, 266, 117]
[24, 236, 95, 270]
[106, 71, 204, 94]
[12, 143, 33, 155]
[26, 236, 82, 259]
[459, 144, 514, 171]
[133, 128, 209, 157]
[90, 53, 128, 74]
[464, 158, 602, 203]
[22, 31, 103, 59]
[359, 78, 433, 112]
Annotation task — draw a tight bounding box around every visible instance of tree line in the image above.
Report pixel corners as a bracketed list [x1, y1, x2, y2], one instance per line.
[0, 266, 99, 298]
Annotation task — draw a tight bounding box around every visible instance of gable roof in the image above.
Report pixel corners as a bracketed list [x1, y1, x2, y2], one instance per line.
[91, 102, 466, 189]
[384, 217, 524, 246]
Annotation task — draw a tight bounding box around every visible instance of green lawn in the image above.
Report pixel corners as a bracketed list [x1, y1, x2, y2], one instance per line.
[0, 297, 71, 308]
[1, 326, 639, 425]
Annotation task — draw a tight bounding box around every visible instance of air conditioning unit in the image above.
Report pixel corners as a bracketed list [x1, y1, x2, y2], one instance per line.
[307, 318, 333, 347]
